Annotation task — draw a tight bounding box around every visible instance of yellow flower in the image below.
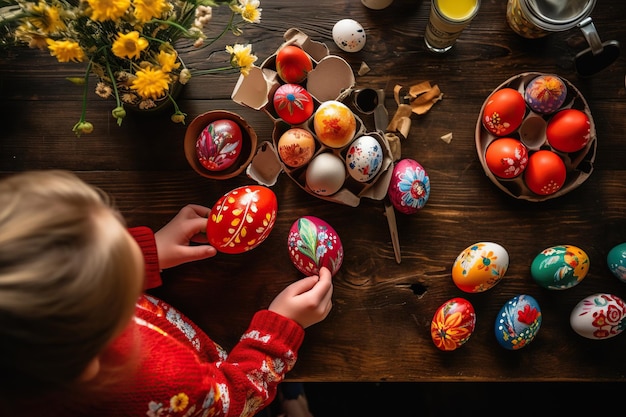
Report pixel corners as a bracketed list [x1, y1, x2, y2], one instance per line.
[86, 0, 131, 22]
[156, 50, 180, 73]
[29, 2, 66, 34]
[226, 43, 257, 76]
[111, 31, 149, 60]
[131, 66, 170, 100]
[231, 0, 261, 24]
[133, 0, 169, 23]
[169, 393, 189, 412]
[46, 39, 86, 63]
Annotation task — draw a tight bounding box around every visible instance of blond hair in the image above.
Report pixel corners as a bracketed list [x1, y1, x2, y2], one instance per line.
[0, 170, 144, 396]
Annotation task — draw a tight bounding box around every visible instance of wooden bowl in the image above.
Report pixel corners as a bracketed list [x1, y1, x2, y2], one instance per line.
[184, 110, 257, 180]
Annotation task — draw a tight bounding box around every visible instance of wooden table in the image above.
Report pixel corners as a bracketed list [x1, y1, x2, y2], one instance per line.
[1, 0, 626, 383]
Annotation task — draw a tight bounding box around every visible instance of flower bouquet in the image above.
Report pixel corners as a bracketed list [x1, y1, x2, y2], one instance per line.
[0, 0, 261, 136]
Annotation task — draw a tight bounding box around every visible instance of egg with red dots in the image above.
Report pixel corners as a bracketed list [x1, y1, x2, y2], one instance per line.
[196, 119, 243, 172]
[524, 74, 567, 114]
[288, 216, 344, 276]
[332, 19, 366, 52]
[207, 185, 278, 254]
[387, 158, 430, 215]
[273, 83, 315, 125]
[345, 135, 384, 182]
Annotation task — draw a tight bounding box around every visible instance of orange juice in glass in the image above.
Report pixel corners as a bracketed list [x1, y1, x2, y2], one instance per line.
[424, 0, 480, 53]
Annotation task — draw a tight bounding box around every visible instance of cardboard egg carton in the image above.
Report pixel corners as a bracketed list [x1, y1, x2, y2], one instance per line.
[231, 28, 393, 207]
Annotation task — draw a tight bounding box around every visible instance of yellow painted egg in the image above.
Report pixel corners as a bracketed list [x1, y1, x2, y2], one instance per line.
[452, 242, 509, 293]
[313, 100, 356, 148]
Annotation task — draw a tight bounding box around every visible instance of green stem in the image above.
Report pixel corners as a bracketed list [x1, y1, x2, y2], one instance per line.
[79, 60, 93, 122]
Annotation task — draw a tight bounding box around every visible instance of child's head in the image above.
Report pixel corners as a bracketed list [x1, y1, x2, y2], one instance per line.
[0, 170, 144, 393]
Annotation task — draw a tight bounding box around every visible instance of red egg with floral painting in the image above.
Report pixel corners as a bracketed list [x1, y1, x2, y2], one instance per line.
[524, 150, 566, 196]
[196, 119, 243, 171]
[484, 137, 528, 179]
[287, 216, 343, 276]
[273, 83, 315, 125]
[431, 297, 476, 351]
[482, 88, 526, 136]
[275, 45, 313, 84]
[207, 185, 278, 254]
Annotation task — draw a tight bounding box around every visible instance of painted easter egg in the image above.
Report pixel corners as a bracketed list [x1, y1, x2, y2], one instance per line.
[345, 135, 384, 182]
[313, 100, 357, 148]
[332, 19, 366, 53]
[277, 127, 316, 168]
[494, 294, 542, 350]
[273, 83, 315, 125]
[482, 88, 526, 136]
[195, 119, 243, 171]
[524, 74, 567, 114]
[207, 185, 277, 254]
[452, 242, 509, 293]
[431, 297, 476, 352]
[275, 45, 313, 84]
[570, 294, 626, 340]
[530, 245, 589, 290]
[524, 150, 566, 196]
[607, 242, 626, 283]
[546, 108, 591, 153]
[387, 158, 430, 215]
[484, 137, 528, 179]
[287, 216, 344, 276]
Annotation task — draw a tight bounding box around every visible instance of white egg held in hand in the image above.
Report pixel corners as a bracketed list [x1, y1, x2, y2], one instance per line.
[332, 19, 366, 52]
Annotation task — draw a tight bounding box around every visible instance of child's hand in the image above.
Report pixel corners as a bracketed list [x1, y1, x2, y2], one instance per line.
[155, 204, 217, 270]
[268, 267, 333, 328]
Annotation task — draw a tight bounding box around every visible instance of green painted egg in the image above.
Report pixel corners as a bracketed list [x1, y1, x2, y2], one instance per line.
[530, 245, 589, 290]
[607, 242, 626, 283]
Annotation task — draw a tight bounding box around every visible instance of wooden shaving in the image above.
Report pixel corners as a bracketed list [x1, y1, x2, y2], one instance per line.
[440, 132, 453, 143]
[394, 82, 444, 115]
[357, 61, 371, 76]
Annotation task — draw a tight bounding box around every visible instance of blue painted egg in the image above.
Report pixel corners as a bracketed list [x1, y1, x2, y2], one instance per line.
[494, 294, 542, 350]
[607, 242, 626, 283]
[524, 74, 567, 114]
[530, 245, 589, 290]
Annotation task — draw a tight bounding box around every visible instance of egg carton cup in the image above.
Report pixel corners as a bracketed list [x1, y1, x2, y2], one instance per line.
[231, 27, 394, 207]
[475, 72, 596, 202]
[184, 110, 258, 180]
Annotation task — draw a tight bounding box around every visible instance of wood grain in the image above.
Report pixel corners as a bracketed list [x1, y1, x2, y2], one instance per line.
[1, 0, 626, 382]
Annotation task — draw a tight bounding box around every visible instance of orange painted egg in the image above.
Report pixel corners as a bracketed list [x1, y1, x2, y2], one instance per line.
[482, 88, 526, 136]
[546, 108, 591, 153]
[313, 100, 357, 148]
[452, 242, 509, 293]
[484, 137, 528, 179]
[277, 128, 316, 168]
[431, 297, 476, 351]
[273, 83, 315, 125]
[275, 45, 313, 84]
[524, 150, 566, 195]
[288, 216, 343, 276]
[207, 185, 278, 254]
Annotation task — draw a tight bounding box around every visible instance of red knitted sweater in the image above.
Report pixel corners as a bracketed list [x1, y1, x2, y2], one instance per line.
[89, 227, 305, 417]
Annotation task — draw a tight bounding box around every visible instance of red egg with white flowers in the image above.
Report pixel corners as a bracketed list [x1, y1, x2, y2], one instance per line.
[485, 137, 528, 179]
[207, 185, 278, 254]
[524, 150, 566, 195]
[482, 88, 526, 136]
[275, 45, 313, 84]
[195, 119, 243, 172]
[273, 83, 315, 125]
[288, 216, 343, 276]
[546, 108, 591, 153]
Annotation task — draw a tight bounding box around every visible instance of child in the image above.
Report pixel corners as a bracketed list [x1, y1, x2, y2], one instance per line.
[0, 170, 333, 417]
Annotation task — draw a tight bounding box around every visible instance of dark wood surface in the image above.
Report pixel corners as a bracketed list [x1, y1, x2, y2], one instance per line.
[1, 0, 626, 382]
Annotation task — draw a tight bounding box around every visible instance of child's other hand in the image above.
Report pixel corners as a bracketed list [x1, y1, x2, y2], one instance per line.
[155, 204, 217, 269]
[268, 267, 333, 329]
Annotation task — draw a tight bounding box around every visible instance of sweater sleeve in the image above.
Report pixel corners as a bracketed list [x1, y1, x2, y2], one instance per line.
[128, 226, 162, 290]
